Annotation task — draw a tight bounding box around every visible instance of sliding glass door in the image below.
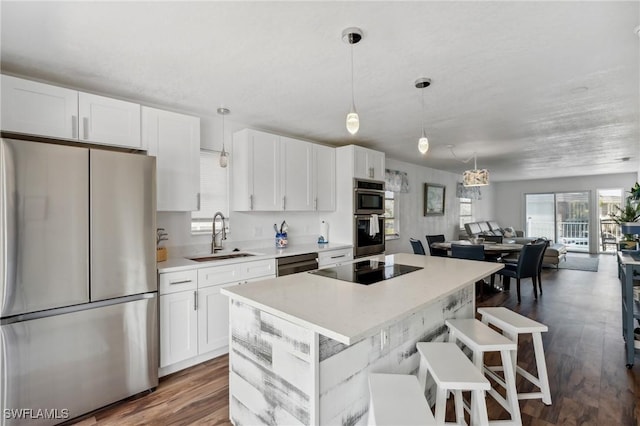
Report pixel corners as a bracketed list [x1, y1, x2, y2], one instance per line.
[525, 192, 590, 252]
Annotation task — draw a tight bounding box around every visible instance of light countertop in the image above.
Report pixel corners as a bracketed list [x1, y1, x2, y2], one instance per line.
[157, 242, 353, 273]
[221, 253, 503, 345]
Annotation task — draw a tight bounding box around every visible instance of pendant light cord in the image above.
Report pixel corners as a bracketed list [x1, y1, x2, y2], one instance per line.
[221, 112, 225, 151]
[350, 40, 355, 108]
[421, 86, 425, 136]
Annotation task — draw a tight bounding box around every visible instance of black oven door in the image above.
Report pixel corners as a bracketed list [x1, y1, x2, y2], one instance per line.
[354, 215, 385, 258]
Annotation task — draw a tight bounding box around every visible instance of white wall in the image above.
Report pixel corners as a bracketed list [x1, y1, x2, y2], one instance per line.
[493, 172, 637, 253]
[384, 158, 495, 255]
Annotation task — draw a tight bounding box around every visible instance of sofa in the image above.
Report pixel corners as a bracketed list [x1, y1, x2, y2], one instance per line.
[463, 221, 567, 268]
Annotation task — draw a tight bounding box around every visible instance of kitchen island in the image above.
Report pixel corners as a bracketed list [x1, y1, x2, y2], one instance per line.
[221, 253, 503, 425]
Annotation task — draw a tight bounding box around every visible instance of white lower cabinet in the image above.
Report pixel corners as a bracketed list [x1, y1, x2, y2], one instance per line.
[197, 281, 238, 354]
[160, 290, 198, 368]
[159, 259, 275, 376]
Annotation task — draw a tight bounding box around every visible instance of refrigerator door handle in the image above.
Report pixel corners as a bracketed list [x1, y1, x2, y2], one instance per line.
[0, 139, 17, 316]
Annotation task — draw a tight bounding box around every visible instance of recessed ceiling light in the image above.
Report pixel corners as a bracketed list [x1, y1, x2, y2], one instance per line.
[635, 25, 640, 37]
[620, 157, 631, 162]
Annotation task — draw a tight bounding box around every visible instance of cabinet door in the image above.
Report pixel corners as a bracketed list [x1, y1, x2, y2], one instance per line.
[313, 144, 336, 211]
[143, 107, 200, 211]
[281, 137, 313, 211]
[318, 248, 353, 268]
[160, 291, 198, 367]
[79, 92, 141, 149]
[251, 131, 281, 211]
[369, 150, 386, 181]
[197, 282, 237, 354]
[353, 147, 370, 179]
[1, 74, 78, 139]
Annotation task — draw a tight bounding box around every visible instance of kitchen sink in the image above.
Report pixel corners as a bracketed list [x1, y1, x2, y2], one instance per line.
[188, 253, 256, 262]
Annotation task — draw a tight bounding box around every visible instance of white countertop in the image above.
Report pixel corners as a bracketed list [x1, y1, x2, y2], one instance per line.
[157, 242, 353, 273]
[221, 253, 503, 345]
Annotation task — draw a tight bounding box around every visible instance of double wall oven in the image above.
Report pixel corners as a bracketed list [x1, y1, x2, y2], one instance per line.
[354, 178, 386, 258]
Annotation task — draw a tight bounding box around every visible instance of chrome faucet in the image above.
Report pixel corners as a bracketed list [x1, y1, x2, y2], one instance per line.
[211, 211, 227, 253]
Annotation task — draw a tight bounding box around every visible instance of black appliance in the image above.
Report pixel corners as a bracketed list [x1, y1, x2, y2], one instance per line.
[354, 178, 385, 214]
[310, 260, 422, 285]
[354, 214, 385, 258]
[277, 252, 319, 276]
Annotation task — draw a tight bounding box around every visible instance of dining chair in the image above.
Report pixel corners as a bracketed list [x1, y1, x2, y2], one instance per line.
[497, 241, 547, 303]
[410, 238, 426, 255]
[451, 244, 486, 298]
[426, 234, 448, 257]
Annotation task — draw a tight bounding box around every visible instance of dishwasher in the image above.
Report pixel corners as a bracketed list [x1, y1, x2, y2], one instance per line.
[276, 252, 319, 276]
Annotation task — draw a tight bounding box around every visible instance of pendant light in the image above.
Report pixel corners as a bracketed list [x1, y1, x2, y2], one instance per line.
[415, 77, 431, 155]
[342, 27, 363, 135]
[217, 107, 229, 168]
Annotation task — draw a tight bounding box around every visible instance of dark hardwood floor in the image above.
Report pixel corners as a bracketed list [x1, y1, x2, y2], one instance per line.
[75, 253, 639, 425]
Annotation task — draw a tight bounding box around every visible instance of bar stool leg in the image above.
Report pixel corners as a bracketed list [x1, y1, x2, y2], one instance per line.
[471, 390, 489, 426]
[434, 387, 448, 425]
[500, 349, 522, 425]
[533, 332, 552, 405]
[454, 390, 464, 425]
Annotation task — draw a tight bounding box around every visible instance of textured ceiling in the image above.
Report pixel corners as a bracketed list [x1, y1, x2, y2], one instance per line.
[1, 1, 639, 182]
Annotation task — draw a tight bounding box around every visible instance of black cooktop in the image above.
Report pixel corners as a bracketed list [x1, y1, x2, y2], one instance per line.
[309, 260, 423, 285]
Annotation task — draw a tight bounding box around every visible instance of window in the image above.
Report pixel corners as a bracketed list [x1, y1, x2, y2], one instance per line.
[384, 191, 399, 238]
[191, 150, 229, 234]
[459, 197, 473, 230]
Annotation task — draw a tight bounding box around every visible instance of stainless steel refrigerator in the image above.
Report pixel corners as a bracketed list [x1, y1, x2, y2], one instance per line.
[0, 138, 158, 425]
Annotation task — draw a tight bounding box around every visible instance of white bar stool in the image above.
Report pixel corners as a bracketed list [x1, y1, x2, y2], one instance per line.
[367, 373, 436, 426]
[445, 319, 522, 426]
[417, 342, 490, 426]
[477, 307, 552, 405]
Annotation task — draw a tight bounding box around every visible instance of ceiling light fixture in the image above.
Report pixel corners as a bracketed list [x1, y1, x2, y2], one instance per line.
[217, 107, 230, 168]
[342, 27, 363, 135]
[448, 145, 490, 187]
[415, 77, 431, 155]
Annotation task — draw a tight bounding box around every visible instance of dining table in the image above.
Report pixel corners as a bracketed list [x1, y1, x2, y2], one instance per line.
[430, 240, 523, 255]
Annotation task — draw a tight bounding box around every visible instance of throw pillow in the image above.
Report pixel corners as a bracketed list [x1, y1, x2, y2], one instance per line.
[503, 227, 515, 238]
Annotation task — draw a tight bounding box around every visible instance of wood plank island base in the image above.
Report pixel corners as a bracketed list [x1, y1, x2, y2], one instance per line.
[221, 253, 503, 425]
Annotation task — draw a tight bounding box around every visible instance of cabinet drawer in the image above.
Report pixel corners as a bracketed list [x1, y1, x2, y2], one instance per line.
[198, 264, 242, 288]
[318, 248, 353, 268]
[240, 259, 276, 280]
[159, 269, 197, 295]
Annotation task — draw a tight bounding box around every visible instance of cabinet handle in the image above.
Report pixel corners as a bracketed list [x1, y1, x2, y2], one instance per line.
[71, 115, 78, 138]
[369, 167, 374, 178]
[194, 291, 198, 311]
[314, 198, 318, 211]
[282, 196, 286, 210]
[330, 254, 346, 259]
[170, 279, 192, 285]
[197, 192, 201, 210]
[82, 117, 89, 139]
[250, 194, 254, 210]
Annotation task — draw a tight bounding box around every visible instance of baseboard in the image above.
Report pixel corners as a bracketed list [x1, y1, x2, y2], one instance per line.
[159, 346, 229, 378]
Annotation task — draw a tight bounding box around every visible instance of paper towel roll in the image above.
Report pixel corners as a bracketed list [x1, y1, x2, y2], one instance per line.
[319, 220, 329, 243]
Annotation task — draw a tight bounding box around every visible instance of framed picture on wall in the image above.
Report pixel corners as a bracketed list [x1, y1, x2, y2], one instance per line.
[424, 183, 445, 216]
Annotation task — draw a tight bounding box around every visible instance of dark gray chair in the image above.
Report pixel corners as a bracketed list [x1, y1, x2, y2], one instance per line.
[497, 241, 547, 303]
[426, 234, 448, 257]
[410, 238, 426, 255]
[451, 244, 487, 298]
[451, 244, 485, 261]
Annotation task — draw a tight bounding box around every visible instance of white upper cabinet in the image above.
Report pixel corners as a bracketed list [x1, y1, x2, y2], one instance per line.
[352, 145, 385, 180]
[78, 92, 141, 149]
[281, 136, 314, 211]
[232, 129, 281, 211]
[143, 107, 200, 211]
[233, 129, 335, 212]
[1, 74, 78, 139]
[1, 75, 142, 150]
[313, 144, 336, 211]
